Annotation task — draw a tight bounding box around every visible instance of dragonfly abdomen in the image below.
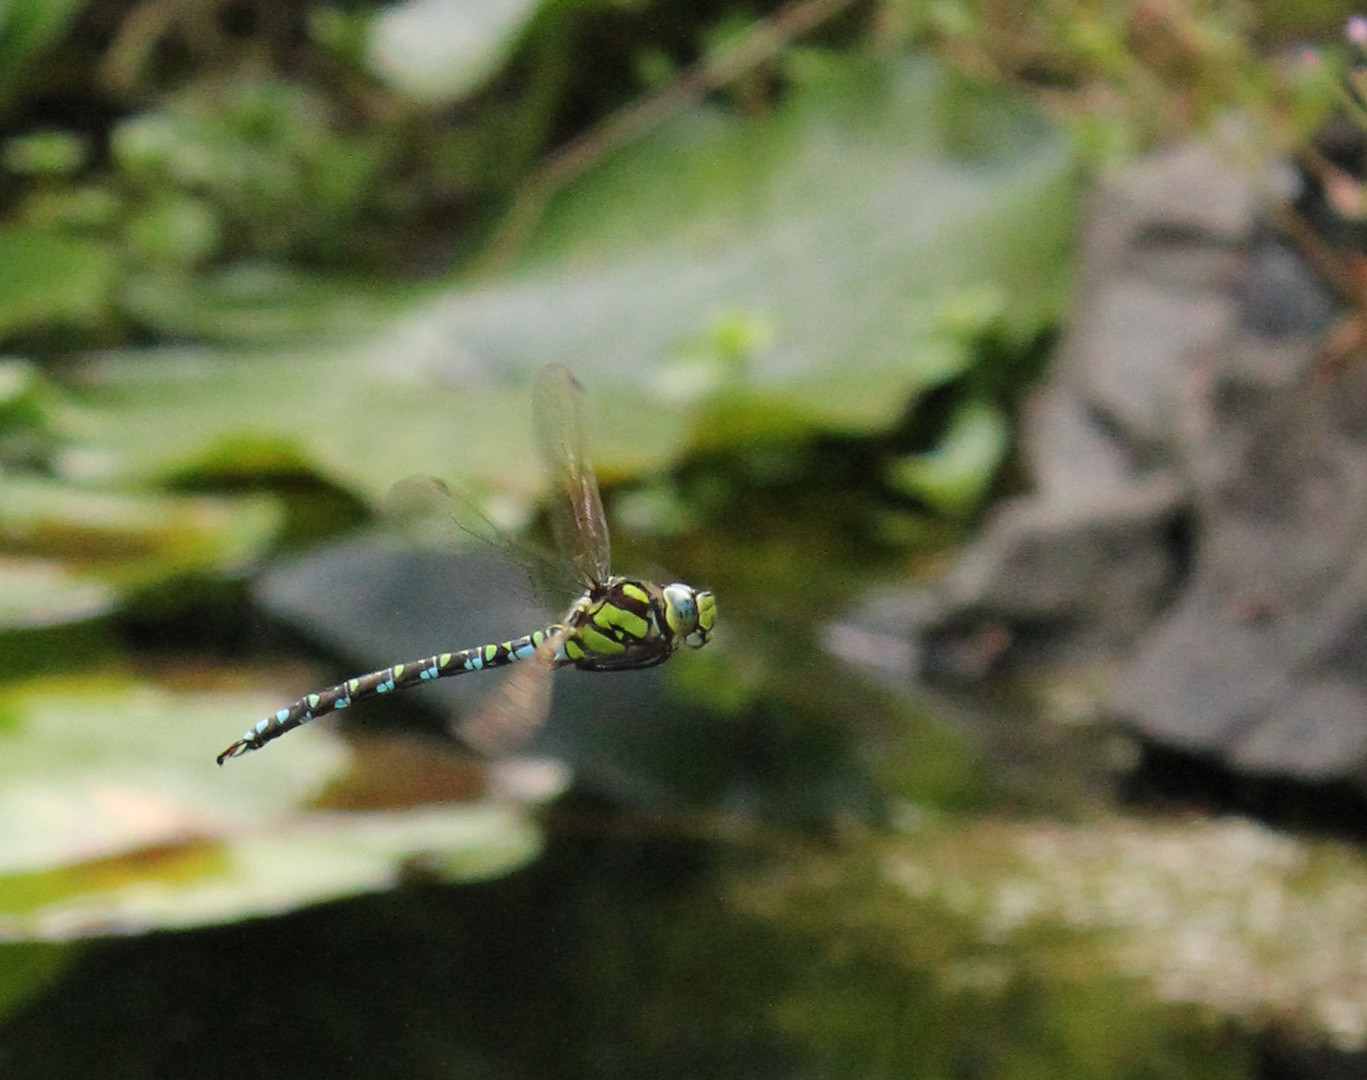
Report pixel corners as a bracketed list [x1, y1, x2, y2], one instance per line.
[216, 624, 563, 764]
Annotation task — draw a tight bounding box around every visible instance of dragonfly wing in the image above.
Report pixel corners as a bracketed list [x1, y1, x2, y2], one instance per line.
[385, 474, 581, 600]
[386, 474, 510, 550]
[533, 363, 611, 587]
[455, 627, 565, 756]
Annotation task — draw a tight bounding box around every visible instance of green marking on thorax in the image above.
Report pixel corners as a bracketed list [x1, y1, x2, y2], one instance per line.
[600, 604, 648, 639]
[578, 624, 626, 655]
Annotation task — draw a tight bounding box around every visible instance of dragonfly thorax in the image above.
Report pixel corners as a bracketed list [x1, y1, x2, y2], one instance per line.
[557, 576, 715, 671]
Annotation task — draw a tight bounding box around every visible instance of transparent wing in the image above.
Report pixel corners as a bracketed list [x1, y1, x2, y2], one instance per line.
[533, 363, 611, 587]
[385, 474, 582, 601]
[455, 628, 565, 756]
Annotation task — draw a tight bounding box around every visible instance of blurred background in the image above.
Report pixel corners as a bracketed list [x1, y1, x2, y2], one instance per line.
[2, 1, 1367, 1077]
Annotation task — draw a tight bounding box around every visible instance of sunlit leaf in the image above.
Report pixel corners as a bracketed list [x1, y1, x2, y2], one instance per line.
[0, 558, 116, 628]
[71, 58, 1075, 503]
[0, 478, 283, 627]
[367, 0, 539, 104]
[0, 674, 547, 940]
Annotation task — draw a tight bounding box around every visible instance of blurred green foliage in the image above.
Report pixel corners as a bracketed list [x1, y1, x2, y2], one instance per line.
[0, 0, 1335, 349]
[0, 1, 87, 114]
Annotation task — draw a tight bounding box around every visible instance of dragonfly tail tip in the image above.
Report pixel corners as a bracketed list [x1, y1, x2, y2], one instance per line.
[216, 740, 249, 765]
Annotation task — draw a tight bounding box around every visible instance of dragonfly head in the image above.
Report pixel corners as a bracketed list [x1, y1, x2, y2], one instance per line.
[663, 583, 716, 649]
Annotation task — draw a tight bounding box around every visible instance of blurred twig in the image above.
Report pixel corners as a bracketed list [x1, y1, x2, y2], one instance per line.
[101, 0, 295, 95]
[477, 0, 863, 276]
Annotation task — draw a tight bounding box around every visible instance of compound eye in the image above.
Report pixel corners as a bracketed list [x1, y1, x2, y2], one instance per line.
[663, 583, 699, 640]
[663, 584, 714, 649]
[688, 589, 716, 648]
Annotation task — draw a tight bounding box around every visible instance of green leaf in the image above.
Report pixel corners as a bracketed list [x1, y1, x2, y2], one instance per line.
[0, 1, 86, 113]
[1, 130, 87, 176]
[0, 942, 74, 1023]
[887, 398, 1010, 515]
[0, 227, 118, 342]
[71, 58, 1076, 501]
[0, 674, 546, 939]
[118, 262, 399, 343]
[0, 477, 284, 628]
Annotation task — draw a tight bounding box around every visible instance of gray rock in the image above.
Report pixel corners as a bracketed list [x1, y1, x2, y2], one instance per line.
[852, 137, 1367, 787]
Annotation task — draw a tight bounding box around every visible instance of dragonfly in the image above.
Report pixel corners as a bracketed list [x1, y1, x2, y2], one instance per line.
[217, 363, 715, 765]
